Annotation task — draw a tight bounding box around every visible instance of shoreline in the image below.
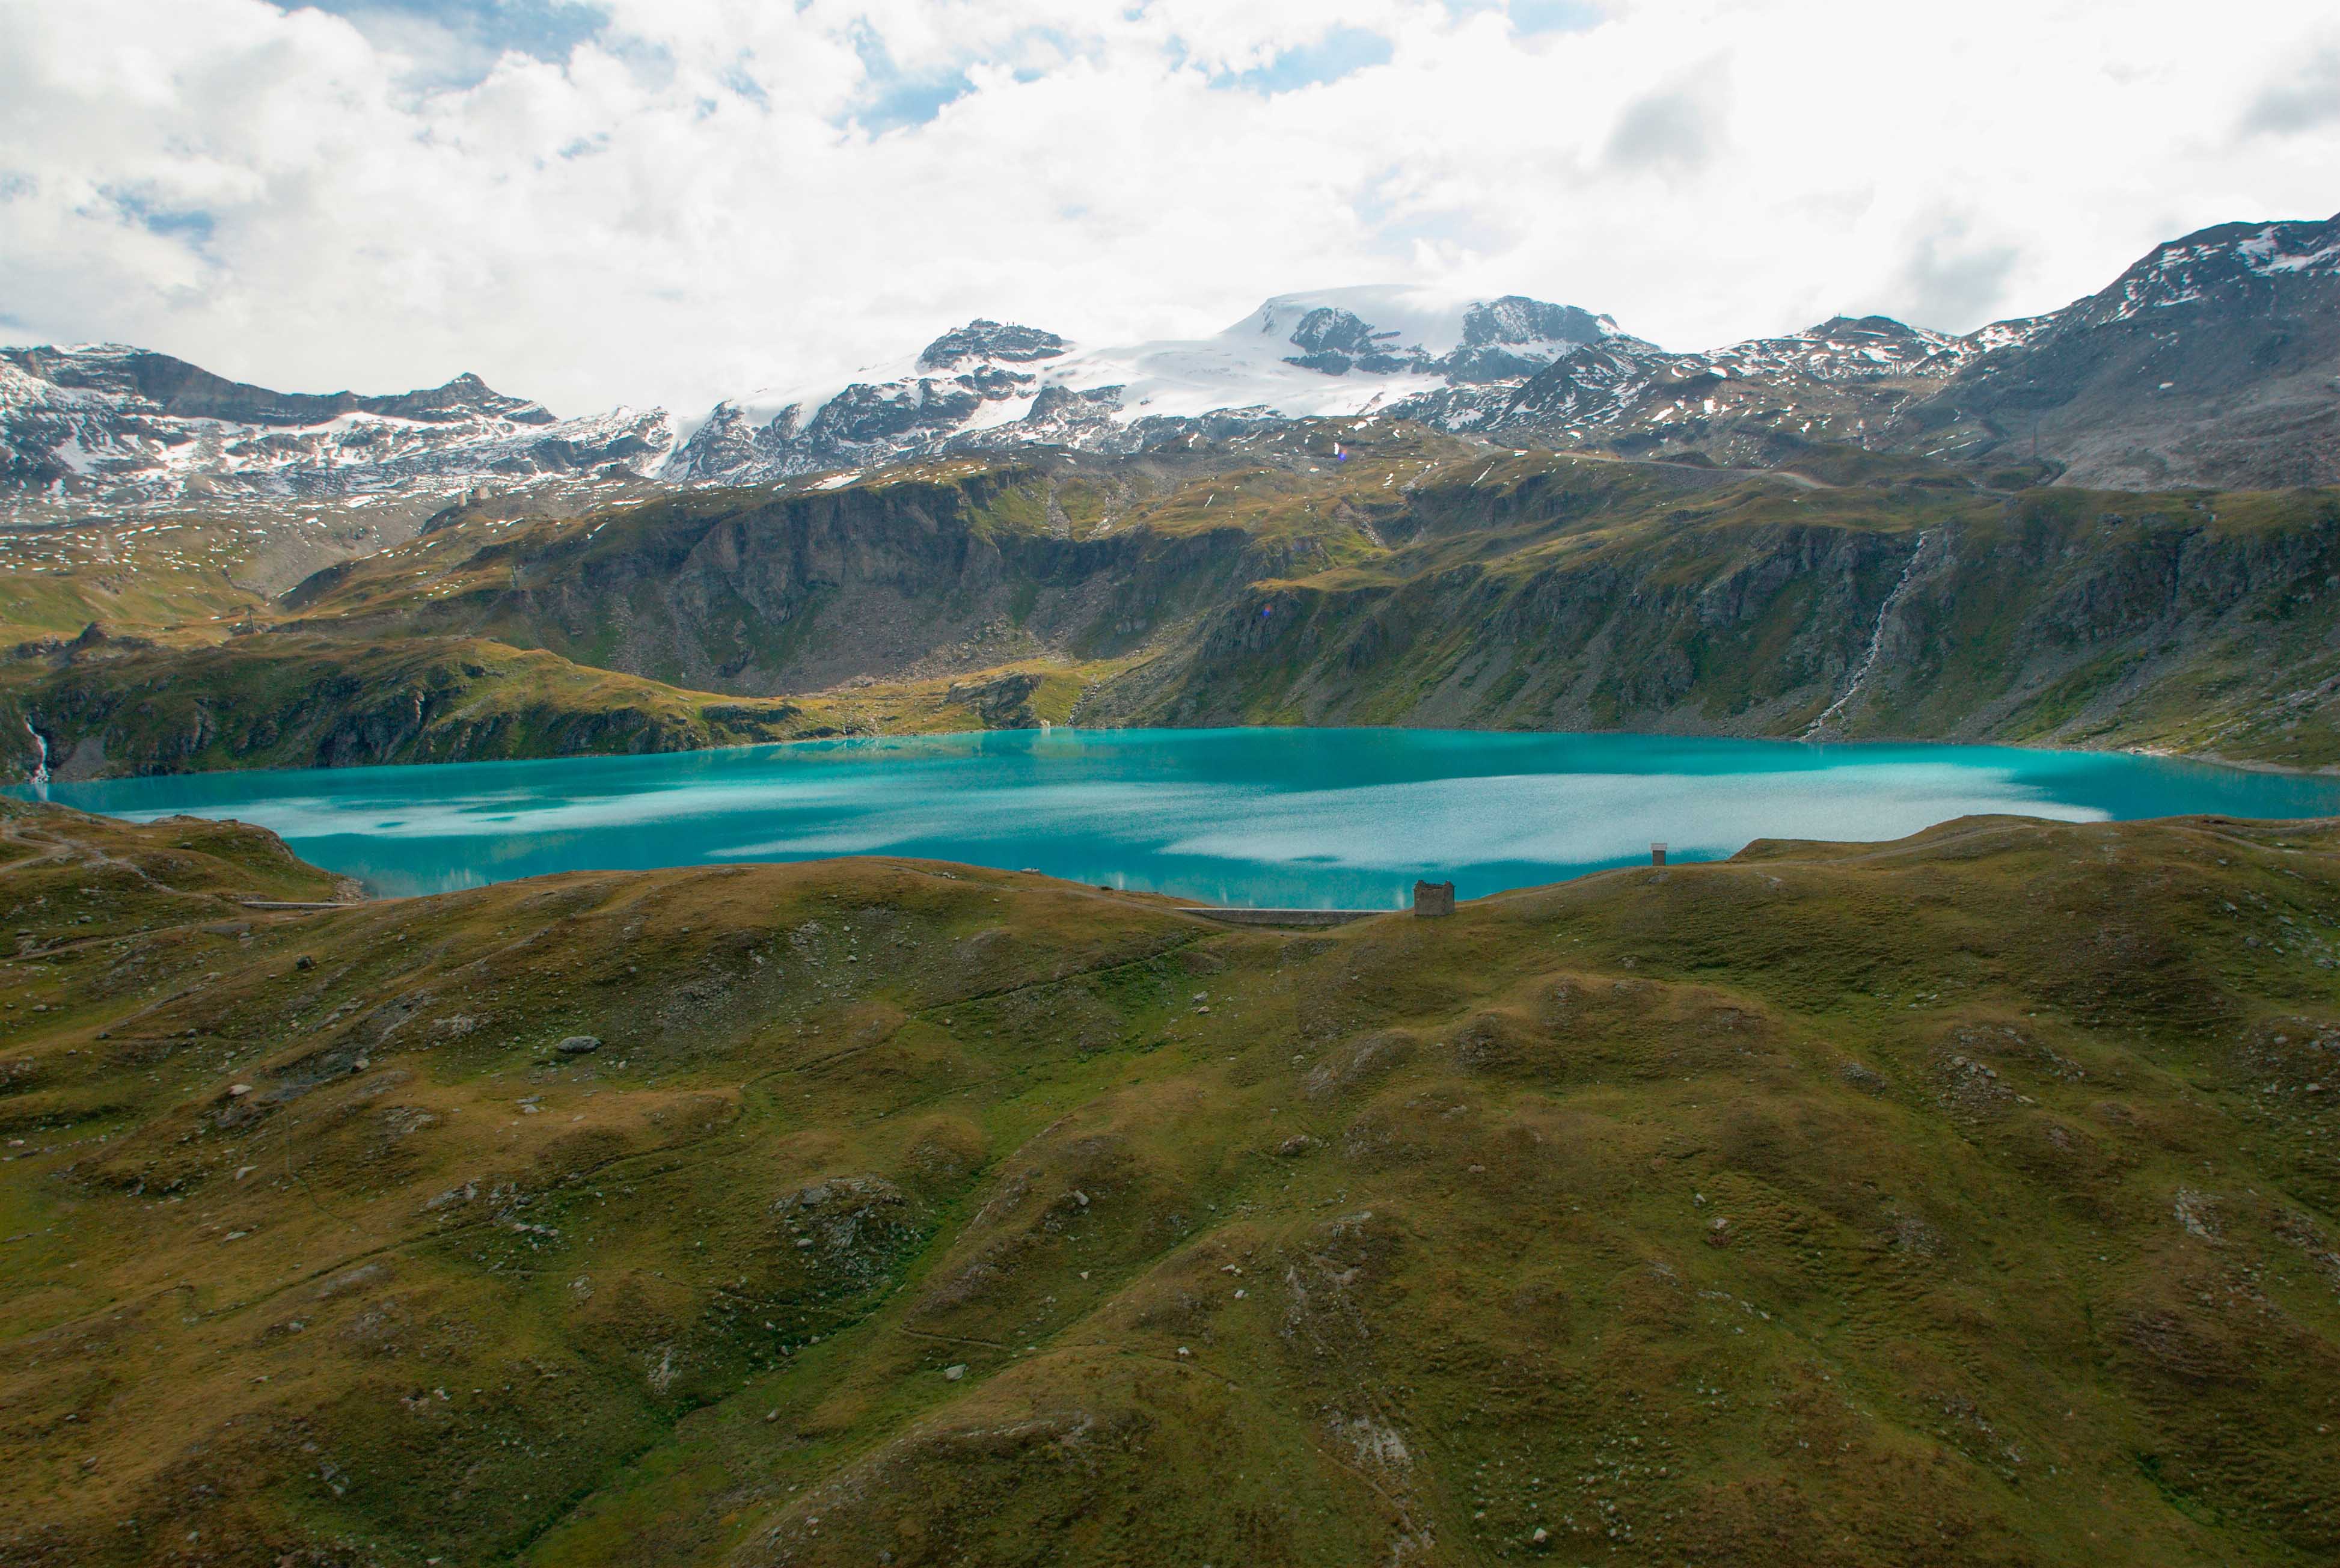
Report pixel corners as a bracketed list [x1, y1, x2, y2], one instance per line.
[2118, 742, 2340, 779]
[10, 716, 2340, 789]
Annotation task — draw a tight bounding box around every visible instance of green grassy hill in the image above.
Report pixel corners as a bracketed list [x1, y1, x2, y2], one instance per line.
[5, 800, 2338, 1565]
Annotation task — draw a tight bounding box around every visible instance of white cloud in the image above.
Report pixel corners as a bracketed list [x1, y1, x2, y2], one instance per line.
[2240, 42, 2340, 136]
[1, 0, 2334, 420]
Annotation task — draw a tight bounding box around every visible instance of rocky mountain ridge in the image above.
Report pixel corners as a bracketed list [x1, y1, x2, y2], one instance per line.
[671, 213, 2340, 491]
[0, 343, 676, 512]
[661, 286, 1620, 485]
[5, 211, 2333, 516]
[1881, 214, 2340, 488]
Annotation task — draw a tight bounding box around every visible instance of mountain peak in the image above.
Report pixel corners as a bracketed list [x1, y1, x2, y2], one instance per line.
[1233, 284, 1608, 360]
[916, 320, 1069, 372]
[1459, 295, 1614, 350]
[2080, 212, 2340, 329]
[1805, 314, 1940, 341]
[1219, 286, 1619, 384]
[367, 372, 554, 426]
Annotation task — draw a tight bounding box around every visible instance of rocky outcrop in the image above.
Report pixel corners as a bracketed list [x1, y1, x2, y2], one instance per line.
[943, 672, 1043, 729]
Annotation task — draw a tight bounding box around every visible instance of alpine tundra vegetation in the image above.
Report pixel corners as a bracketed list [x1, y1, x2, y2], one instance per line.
[4, 801, 2340, 1566]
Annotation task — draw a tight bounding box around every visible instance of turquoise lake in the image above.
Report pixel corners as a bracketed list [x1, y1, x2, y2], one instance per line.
[24, 728, 2340, 906]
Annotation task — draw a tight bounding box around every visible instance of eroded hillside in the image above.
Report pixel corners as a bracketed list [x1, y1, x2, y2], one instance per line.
[8, 424, 2340, 781]
[1088, 455, 2340, 764]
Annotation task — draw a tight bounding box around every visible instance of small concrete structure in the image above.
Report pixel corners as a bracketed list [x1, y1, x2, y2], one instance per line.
[1651, 842, 1668, 867]
[1178, 879, 1459, 928]
[1178, 907, 1378, 928]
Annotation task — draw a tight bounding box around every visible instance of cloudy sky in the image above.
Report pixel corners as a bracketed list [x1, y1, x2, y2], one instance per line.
[3, 0, 2336, 418]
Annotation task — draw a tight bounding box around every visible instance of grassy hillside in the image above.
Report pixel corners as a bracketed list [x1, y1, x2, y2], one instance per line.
[0, 527, 261, 648]
[8, 430, 2340, 780]
[0, 495, 463, 645]
[5, 800, 2339, 1564]
[0, 636, 1128, 780]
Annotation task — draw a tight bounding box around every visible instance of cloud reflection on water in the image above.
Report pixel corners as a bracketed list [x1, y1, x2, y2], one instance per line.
[35, 727, 2335, 905]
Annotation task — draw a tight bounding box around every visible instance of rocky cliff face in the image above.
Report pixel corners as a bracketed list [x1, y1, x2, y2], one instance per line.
[1084, 499, 1936, 735]
[1851, 488, 2340, 752]
[284, 455, 1364, 696]
[250, 430, 2340, 770]
[1074, 458, 2340, 765]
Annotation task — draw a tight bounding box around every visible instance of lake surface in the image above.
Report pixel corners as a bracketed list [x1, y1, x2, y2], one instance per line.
[24, 728, 2340, 906]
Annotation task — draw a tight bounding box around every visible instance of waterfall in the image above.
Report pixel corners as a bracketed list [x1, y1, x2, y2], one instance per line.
[1804, 529, 1934, 740]
[23, 718, 50, 797]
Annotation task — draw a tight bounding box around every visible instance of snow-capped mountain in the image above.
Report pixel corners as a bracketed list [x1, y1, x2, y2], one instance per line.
[667, 212, 2339, 491]
[1698, 316, 1979, 383]
[1445, 315, 1995, 456]
[0, 345, 675, 510]
[9, 210, 2332, 513]
[660, 287, 2058, 484]
[2074, 215, 2340, 329]
[664, 286, 1623, 483]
